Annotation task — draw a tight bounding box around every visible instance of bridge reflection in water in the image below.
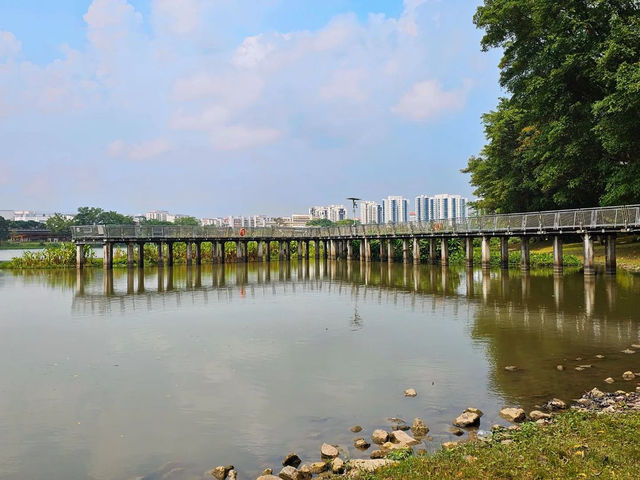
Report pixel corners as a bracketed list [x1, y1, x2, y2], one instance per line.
[73, 259, 634, 332]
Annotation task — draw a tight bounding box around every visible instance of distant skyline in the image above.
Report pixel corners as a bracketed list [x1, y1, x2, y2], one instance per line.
[0, 0, 501, 217]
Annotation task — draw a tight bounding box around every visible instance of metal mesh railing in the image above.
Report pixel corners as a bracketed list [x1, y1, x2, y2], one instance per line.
[71, 204, 640, 241]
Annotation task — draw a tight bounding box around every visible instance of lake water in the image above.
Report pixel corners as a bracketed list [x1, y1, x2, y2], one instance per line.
[1, 261, 639, 479]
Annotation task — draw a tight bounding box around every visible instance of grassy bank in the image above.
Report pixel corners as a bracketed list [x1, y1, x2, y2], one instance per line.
[349, 410, 640, 480]
[0, 241, 47, 250]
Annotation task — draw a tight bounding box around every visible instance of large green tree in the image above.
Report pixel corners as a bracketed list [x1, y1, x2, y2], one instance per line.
[0, 216, 8, 243]
[72, 207, 135, 225]
[45, 214, 73, 237]
[464, 0, 640, 213]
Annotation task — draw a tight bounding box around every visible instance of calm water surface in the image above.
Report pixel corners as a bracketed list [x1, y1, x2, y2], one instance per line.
[1, 261, 639, 479]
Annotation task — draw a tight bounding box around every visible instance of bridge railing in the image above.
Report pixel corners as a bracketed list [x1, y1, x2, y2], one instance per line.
[71, 204, 640, 241]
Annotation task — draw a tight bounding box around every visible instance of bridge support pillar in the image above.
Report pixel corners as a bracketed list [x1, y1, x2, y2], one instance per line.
[402, 238, 409, 264]
[137, 242, 145, 268]
[481, 236, 491, 269]
[413, 238, 420, 264]
[441, 238, 449, 266]
[103, 242, 113, 269]
[605, 234, 616, 275]
[380, 239, 386, 261]
[314, 240, 320, 260]
[521, 237, 530, 271]
[127, 242, 135, 267]
[76, 244, 85, 269]
[347, 241, 353, 260]
[321, 240, 327, 259]
[552, 236, 563, 273]
[285, 241, 291, 261]
[257, 240, 264, 262]
[500, 237, 509, 269]
[167, 242, 173, 266]
[387, 239, 393, 262]
[157, 242, 164, 267]
[429, 238, 437, 264]
[583, 233, 595, 275]
[305, 241, 310, 260]
[364, 238, 371, 262]
[219, 242, 226, 264]
[465, 237, 474, 268]
[186, 242, 192, 266]
[194, 242, 201, 264]
[278, 241, 284, 261]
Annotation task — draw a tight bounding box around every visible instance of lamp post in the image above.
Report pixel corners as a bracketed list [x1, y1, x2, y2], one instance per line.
[347, 197, 360, 223]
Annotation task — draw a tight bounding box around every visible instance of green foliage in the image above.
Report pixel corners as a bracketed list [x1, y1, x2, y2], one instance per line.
[385, 448, 413, 461]
[8, 220, 46, 230]
[73, 207, 134, 225]
[173, 216, 200, 226]
[0, 216, 8, 242]
[306, 218, 334, 227]
[8, 243, 96, 268]
[45, 213, 73, 237]
[465, 1, 640, 212]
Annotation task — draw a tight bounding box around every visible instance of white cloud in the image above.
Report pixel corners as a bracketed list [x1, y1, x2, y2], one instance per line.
[108, 138, 171, 160]
[392, 79, 471, 121]
[153, 0, 204, 35]
[319, 69, 368, 102]
[0, 31, 21, 59]
[398, 0, 429, 37]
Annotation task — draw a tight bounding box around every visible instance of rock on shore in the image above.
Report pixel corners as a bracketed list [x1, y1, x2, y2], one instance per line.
[499, 407, 526, 423]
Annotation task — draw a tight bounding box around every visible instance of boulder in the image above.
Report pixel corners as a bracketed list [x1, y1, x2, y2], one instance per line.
[354, 438, 370, 449]
[308, 462, 327, 474]
[278, 466, 297, 480]
[370, 450, 386, 459]
[546, 398, 567, 410]
[575, 367, 585, 371]
[632, 344, 640, 349]
[256, 476, 280, 480]
[623, 371, 635, 380]
[499, 407, 526, 423]
[595, 355, 605, 359]
[604, 377, 615, 384]
[348, 459, 393, 473]
[320, 443, 339, 459]
[404, 388, 417, 397]
[297, 465, 312, 480]
[449, 427, 464, 436]
[504, 365, 518, 372]
[621, 349, 636, 354]
[261, 468, 273, 476]
[228, 471, 237, 480]
[392, 424, 410, 431]
[382, 441, 407, 451]
[453, 411, 480, 428]
[556, 365, 565, 371]
[390, 430, 419, 446]
[211, 466, 234, 480]
[331, 458, 345, 474]
[529, 410, 551, 421]
[464, 407, 484, 417]
[589, 387, 606, 399]
[350, 425, 362, 433]
[411, 418, 429, 436]
[442, 442, 458, 450]
[282, 453, 301, 468]
[371, 429, 389, 445]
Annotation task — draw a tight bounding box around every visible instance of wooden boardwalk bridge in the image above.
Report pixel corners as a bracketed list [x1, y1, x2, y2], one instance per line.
[71, 204, 640, 275]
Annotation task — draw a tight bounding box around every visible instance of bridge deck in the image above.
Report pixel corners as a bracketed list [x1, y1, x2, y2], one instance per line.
[71, 204, 640, 243]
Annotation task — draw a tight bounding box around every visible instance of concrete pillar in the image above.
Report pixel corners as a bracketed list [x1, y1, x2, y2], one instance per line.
[219, 242, 226, 264]
[76, 244, 85, 268]
[285, 241, 291, 261]
[605, 234, 616, 275]
[481, 236, 491, 269]
[167, 242, 174, 267]
[359, 240, 364, 261]
[413, 238, 420, 264]
[387, 239, 393, 262]
[364, 238, 371, 262]
[257, 241, 264, 262]
[305, 241, 310, 260]
[157, 242, 164, 267]
[465, 237, 474, 268]
[552, 236, 563, 273]
[186, 242, 192, 266]
[440, 238, 449, 266]
[322, 240, 328, 259]
[347, 241, 353, 260]
[402, 238, 409, 264]
[103, 242, 113, 269]
[195, 242, 202, 265]
[278, 241, 284, 261]
[127, 242, 135, 267]
[137, 242, 145, 268]
[500, 237, 509, 269]
[429, 238, 437, 264]
[380, 240, 386, 261]
[521, 237, 530, 271]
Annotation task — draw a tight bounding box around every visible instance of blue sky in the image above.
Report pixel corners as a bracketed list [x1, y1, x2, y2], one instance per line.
[0, 0, 501, 217]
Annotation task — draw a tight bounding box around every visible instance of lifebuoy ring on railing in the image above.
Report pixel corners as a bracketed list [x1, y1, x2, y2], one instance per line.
[239, 228, 246, 237]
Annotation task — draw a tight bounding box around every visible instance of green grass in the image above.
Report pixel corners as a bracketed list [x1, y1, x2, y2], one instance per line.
[349, 410, 640, 480]
[0, 241, 47, 250]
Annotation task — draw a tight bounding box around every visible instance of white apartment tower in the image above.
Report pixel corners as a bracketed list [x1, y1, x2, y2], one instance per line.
[359, 201, 382, 224]
[432, 194, 468, 220]
[382, 196, 409, 223]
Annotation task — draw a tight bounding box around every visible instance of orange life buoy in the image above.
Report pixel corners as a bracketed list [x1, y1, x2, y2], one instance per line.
[239, 228, 246, 237]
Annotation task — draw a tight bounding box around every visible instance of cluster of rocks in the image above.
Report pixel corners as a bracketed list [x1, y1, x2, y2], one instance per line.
[574, 387, 640, 413]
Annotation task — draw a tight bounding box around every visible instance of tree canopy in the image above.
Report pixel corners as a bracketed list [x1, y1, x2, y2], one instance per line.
[73, 207, 135, 225]
[464, 0, 640, 213]
[173, 216, 200, 226]
[0, 216, 8, 242]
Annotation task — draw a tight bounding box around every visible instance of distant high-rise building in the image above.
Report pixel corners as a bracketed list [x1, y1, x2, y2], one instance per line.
[145, 210, 169, 222]
[414, 195, 434, 222]
[309, 205, 347, 222]
[382, 196, 409, 223]
[431, 194, 468, 220]
[360, 201, 382, 224]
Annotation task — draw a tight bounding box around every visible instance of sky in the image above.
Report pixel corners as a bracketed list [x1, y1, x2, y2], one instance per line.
[0, 0, 502, 217]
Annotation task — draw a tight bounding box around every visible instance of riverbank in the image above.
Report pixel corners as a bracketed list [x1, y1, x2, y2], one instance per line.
[344, 405, 640, 480]
[0, 241, 46, 250]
